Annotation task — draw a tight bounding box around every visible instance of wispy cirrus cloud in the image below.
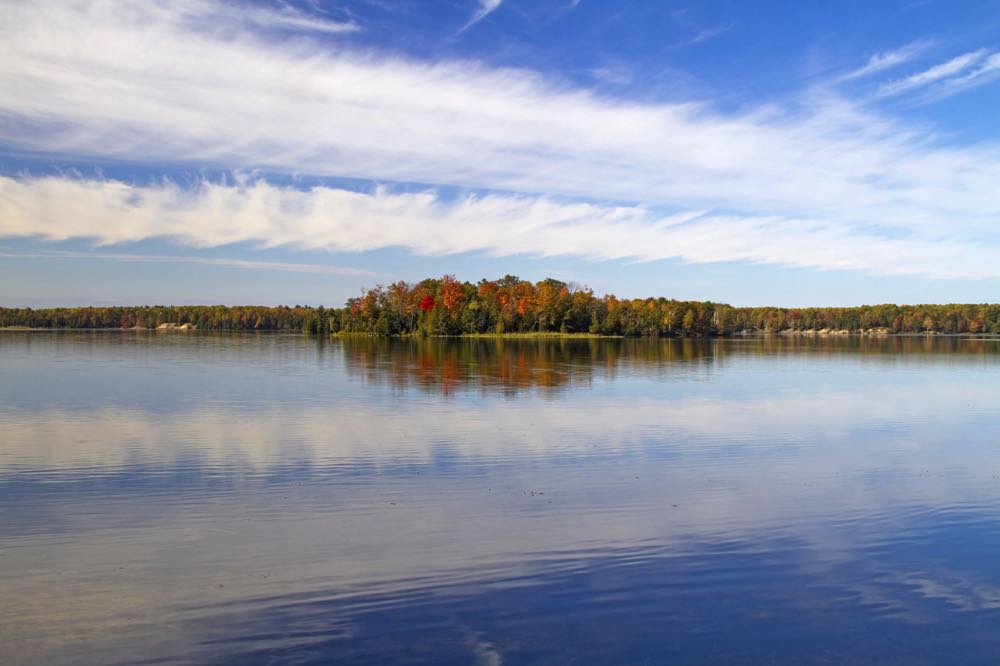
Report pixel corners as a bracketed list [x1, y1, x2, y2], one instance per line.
[671, 23, 734, 49]
[878, 49, 988, 97]
[925, 51, 1000, 101]
[1, 1, 1000, 280]
[456, 0, 502, 35]
[0, 247, 377, 277]
[234, 4, 360, 35]
[118, 0, 360, 36]
[840, 41, 930, 81]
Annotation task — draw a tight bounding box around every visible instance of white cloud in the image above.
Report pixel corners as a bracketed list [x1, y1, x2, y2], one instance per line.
[182, 0, 360, 34]
[878, 49, 988, 96]
[1, 2, 1000, 276]
[457, 0, 503, 34]
[234, 6, 359, 34]
[0, 248, 377, 276]
[840, 42, 929, 81]
[672, 23, 734, 49]
[926, 51, 1000, 100]
[1, 174, 998, 279]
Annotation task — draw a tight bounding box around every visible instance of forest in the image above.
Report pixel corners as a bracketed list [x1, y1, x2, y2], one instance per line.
[3, 275, 1000, 336]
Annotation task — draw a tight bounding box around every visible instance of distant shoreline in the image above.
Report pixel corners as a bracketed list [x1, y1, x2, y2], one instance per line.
[3, 326, 999, 340]
[3, 277, 1000, 337]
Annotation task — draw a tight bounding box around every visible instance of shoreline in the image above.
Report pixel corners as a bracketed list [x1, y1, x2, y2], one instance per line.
[3, 327, 999, 339]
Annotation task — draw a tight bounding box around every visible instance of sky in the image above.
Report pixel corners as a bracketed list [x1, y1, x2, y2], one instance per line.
[1, 0, 1000, 307]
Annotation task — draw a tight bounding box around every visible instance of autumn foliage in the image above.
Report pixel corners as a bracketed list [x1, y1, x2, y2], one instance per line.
[4, 275, 1000, 336]
[326, 275, 1000, 337]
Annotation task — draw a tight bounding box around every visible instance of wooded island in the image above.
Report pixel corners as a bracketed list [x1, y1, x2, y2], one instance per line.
[3, 275, 999, 336]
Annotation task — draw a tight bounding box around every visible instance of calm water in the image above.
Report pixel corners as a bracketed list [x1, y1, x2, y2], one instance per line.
[3, 333, 1000, 664]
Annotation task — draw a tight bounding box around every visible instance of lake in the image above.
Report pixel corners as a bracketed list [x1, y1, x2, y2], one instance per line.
[3, 332, 1000, 664]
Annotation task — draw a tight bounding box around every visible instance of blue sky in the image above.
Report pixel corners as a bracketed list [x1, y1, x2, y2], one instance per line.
[2, 0, 1000, 307]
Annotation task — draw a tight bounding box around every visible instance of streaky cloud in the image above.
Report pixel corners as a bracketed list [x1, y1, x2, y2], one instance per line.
[840, 42, 930, 81]
[456, 0, 502, 35]
[922, 51, 1000, 102]
[1, 175, 998, 280]
[238, 6, 359, 34]
[878, 49, 988, 97]
[1, 2, 1000, 279]
[672, 23, 734, 49]
[0, 248, 378, 277]
[169, 0, 359, 34]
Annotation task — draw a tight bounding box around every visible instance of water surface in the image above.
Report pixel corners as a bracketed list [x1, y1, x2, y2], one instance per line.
[3, 333, 1000, 664]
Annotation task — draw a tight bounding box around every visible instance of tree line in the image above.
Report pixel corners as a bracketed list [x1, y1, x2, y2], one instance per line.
[0, 304, 321, 332]
[330, 276, 1000, 336]
[3, 275, 1000, 335]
